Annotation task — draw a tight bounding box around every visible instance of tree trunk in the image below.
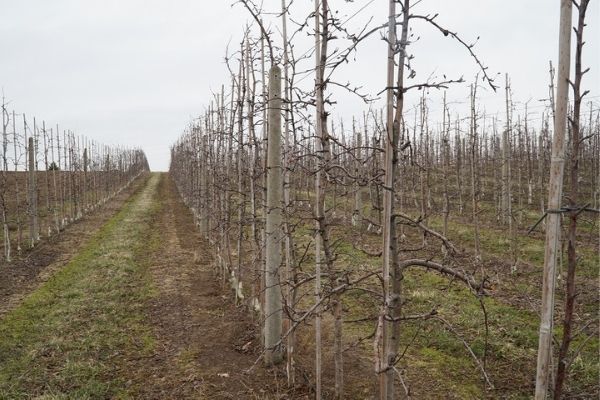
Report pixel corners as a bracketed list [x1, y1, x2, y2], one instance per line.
[470, 84, 481, 261]
[554, 1, 589, 397]
[381, 1, 409, 398]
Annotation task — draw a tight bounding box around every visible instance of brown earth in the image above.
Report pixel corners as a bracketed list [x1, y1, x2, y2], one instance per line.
[126, 174, 298, 399]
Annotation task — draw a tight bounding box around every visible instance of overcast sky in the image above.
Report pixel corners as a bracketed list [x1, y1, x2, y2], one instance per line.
[1, 0, 598, 171]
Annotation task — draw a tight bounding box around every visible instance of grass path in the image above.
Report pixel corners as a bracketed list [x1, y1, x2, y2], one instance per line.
[125, 173, 280, 399]
[0, 173, 282, 399]
[0, 174, 160, 399]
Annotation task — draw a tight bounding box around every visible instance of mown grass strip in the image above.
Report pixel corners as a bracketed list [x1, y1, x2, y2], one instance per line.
[291, 214, 599, 397]
[0, 174, 160, 400]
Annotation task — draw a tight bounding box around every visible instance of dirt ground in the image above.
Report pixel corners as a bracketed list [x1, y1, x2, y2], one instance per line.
[0, 175, 148, 319]
[125, 174, 297, 399]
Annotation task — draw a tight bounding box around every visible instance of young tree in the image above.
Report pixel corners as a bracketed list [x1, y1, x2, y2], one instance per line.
[554, 1, 591, 397]
[380, 1, 408, 397]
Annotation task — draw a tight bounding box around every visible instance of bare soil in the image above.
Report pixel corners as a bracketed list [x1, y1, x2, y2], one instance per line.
[128, 174, 295, 399]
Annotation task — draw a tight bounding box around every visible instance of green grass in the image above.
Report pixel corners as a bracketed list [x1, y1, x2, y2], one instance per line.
[425, 214, 600, 279]
[0, 174, 160, 399]
[299, 210, 598, 398]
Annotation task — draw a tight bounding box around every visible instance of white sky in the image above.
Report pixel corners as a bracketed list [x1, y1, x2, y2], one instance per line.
[1, 0, 598, 171]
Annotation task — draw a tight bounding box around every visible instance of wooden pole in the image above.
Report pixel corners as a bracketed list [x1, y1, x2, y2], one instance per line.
[264, 65, 283, 366]
[13, 111, 22, 253]
[534, 0, 572, 397]
[28, 136, 38, 247]
[1, 100, 10, 261]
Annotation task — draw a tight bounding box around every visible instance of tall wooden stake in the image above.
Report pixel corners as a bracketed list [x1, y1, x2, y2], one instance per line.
[264, 65, 283, 366]
[28, 136, 38, 247]
[534, 0, 572, 397]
